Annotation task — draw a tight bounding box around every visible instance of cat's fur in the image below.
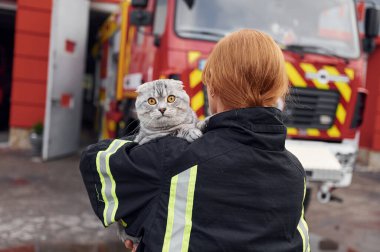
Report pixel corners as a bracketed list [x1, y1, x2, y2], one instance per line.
[117, 79, 206, 244]
[134, 79, 203, 145]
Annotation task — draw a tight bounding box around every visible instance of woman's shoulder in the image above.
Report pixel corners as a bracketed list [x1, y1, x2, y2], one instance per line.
[129, 135, 192, 162]
[283, 148, 306, 178]
[132, 133, 239, 174]
[134, 135, 190, 153]
[162, 134, 242, 170]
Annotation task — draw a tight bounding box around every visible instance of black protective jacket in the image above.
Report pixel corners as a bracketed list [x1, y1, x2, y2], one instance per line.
[80, 107, 310, 252]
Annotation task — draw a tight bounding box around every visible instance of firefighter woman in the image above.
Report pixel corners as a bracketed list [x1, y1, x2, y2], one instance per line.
[80, 29, 310, 252]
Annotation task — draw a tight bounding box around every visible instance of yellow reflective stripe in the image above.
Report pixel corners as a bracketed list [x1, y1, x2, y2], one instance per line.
[297, 225, 306, 251]
[120, 219, 128, 228]
[181, 166, 198, 252]
[323, 66, 352, 102]
[299, 63, 316, 74]
[96, 139, 130, 226]
[188, 51, 201, 64]
[191, 91, 205, 112]
[190, 69, 202, 88]
[306, 128, 320, 137]
[300, 63, 329, 90]
[336, 103, 347, 124]
[109, 141, 128, 224]
[96, 141, 118, 226]
[297, 178, 310, 252]
[301, 219, 310, 248]
[335, 82, 352, 102]
[285, 62, 307, 87]
[162, 166, 198, 252]
[323, 66, 340, 76]
[327, 125, 341, 138]
[345, 68, 354, 80]
[302, 187, 310, 251]
[287, 127, 298, 135]
[162, 175, 178, 252]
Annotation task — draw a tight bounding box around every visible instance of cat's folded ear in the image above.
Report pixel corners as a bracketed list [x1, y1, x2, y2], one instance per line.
[169, 79, 184, 90]
[136, 82, 149, 93]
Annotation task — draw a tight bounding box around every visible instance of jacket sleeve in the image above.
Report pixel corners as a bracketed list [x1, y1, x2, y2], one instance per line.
[79, 138, 162, 236]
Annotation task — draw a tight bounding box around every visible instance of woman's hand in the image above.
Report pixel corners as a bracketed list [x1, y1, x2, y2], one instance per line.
[124, 240, 138, 252]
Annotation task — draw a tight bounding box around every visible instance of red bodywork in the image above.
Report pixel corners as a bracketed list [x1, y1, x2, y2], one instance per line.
[360, 37, 380, 149]
[283, 52, 365, 141]
[126, 0, 367, 142]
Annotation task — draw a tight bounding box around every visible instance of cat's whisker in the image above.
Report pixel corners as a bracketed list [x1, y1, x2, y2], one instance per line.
[129, 120, 148, 136]
[124, 119, 140, 133]
[129, 125, 140, 136]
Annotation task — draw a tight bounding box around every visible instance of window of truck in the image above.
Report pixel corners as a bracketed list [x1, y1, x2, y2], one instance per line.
[175, 0, 360, 59]
[371, 0, 380, 34]
[153, 0, 168, 35]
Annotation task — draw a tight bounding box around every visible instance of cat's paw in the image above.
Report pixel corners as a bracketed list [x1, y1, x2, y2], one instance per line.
[196, 120, 207, 132]
[178, 127, 202, 142]
[196, 116, 211, 132]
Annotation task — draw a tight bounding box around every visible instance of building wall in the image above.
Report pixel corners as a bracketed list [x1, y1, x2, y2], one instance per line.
[10, 0, 51, 129]
[8, 0, 120, 149]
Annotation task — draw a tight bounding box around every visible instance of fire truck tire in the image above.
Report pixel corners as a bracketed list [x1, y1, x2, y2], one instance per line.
[317, 189, 331, 204]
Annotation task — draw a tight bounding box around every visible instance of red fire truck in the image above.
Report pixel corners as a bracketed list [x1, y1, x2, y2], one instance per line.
[93, 0, 380, 205]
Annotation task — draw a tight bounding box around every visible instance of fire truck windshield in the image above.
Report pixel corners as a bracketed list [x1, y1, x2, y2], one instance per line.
[175, 0, 360, 59]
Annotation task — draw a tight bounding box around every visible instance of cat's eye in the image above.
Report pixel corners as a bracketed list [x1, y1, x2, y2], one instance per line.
[167, 95, 176, 103]
[147, 98, 157, 105]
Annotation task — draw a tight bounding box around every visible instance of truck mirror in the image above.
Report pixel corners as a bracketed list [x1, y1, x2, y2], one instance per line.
[130, 10, 153, 26]
[131, 0, 148, 8]
[365, 7, 380, 38]
[183, 0, 195, 9]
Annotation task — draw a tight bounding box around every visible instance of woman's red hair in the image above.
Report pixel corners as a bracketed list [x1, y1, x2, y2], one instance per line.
[202, 29, 288, 108]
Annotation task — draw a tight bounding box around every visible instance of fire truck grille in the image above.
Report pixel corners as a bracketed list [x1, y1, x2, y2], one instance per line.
[284, 87, 340, 130]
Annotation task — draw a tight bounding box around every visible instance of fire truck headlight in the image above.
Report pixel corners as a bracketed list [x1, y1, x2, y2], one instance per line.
[320, 115, 333, 125]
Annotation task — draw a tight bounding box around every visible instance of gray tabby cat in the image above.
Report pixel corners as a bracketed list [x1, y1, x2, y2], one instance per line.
[117, 79, 206, 244]
[134, 79, 204, 144]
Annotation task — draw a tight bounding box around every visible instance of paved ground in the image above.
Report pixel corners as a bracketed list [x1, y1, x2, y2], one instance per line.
[0, 148, 126, 251]
[0, 147, 379, 251]
[307, 171, 380, 252]
[0, 131, 9, 145]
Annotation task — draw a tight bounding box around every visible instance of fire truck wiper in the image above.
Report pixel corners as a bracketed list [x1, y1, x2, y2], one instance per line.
[284, 44, 350, 63]
[176, 28, 227, 39]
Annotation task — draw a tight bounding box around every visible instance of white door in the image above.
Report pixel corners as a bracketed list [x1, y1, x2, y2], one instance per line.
[43, 0, 90, 160]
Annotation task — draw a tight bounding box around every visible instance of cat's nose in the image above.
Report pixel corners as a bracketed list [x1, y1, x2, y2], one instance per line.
[158, 108, 166, 115]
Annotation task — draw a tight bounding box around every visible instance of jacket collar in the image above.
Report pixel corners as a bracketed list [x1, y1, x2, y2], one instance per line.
[205, 107, 287, 150]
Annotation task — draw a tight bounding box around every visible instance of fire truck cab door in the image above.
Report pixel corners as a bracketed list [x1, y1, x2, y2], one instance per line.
[43, 0, 90, 160]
